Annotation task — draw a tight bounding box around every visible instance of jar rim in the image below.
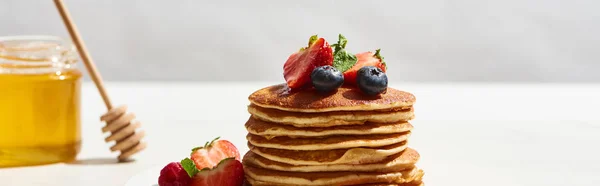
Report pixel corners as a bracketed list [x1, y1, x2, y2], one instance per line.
[0, 35, 77, 74]
[0, 35, 67, 42]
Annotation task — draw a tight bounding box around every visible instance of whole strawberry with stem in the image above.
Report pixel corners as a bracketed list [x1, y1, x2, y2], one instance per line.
[284, 35, 333, 89]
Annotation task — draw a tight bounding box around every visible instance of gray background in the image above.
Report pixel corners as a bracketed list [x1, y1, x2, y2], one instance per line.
[1, 0, 599, 82]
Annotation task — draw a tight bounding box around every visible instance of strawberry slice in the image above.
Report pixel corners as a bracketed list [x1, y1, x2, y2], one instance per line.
[343, 49, 387, 85]
[189, 158, 245, 186]
[283, 35, 333, 89]
[190, 137, 240, 170]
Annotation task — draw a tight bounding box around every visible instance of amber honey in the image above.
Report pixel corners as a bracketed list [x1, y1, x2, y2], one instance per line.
[0, 36, 82, 167]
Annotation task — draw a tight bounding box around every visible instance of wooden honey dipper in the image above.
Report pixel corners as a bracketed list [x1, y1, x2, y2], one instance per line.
[54, 0, 146, 161]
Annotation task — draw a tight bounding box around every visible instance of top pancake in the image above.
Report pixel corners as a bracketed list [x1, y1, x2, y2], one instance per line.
[249, 84, 416, 112]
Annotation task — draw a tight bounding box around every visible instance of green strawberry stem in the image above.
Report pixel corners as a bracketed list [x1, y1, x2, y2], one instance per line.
[300, 35, 319, 52]
[308, 35, 318, 46]
[373, 49, 386, 68]
[191, 136, 221, 152]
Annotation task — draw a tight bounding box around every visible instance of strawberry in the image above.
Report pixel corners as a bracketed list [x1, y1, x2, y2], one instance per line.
[189, 158, 245, 186]
[158, 162, 191, 186]
[190, 137, 240, 170]
[283, 35, 333, 89]
[343, 49, 387, 85]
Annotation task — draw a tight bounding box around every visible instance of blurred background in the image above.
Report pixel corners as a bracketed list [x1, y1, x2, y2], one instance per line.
[1, 0, 599, 82]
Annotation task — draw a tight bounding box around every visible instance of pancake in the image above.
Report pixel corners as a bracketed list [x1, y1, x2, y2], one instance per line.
[248, 84, 416, 113]
[246, 177, 423, 186]
[248, 141, 408, 165]
[244, 164, 424, 186]
[248, 104, 414, 127]
[246, 117, 413, 137]
[247, 132, 410, 151]
[243, 148, 419, 172]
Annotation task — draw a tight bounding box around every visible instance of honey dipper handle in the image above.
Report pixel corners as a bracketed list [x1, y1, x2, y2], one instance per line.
[53, 0, 113, 109]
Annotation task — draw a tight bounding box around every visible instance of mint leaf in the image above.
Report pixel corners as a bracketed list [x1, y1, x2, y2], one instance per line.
[332, 34, 357, 72]
[331, 34, 348, 49]
[180, 158, 199, 177]
[373, 49, 386, 69]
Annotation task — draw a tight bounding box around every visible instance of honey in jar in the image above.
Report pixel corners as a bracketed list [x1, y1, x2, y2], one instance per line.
[0, 36, 82, 167]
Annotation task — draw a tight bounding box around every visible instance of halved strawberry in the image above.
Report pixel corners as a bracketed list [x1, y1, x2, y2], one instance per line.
[283, 35, 333, 89]
[190, 137, 240, 170]
[343, 49, 387, 85]
[189, 158, 245, 186]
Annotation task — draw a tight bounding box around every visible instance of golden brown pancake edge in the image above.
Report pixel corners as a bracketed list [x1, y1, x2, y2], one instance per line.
[247, 132, 411, 150]
[243, 148, 419, 172]
[247, 141, 409, 165]
[248, 105, 415, 127]
[243, 163, 424, 186]
[248, 84, 416, 113]
[245, 117, 414, 137]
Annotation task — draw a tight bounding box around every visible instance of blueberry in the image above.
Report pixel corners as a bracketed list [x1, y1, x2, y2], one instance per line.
[311, 65, 344, 92]
[357, 66, 388, 95]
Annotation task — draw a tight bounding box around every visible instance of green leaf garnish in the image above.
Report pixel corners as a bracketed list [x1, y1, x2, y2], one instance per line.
[331, 34, 348, 49]
[373, 49, 386, 70]
[180, 158, 199, 177]
[332, 34, 357, 72]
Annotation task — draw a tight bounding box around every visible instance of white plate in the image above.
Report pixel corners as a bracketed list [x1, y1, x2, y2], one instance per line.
[125, 166, 162, 186]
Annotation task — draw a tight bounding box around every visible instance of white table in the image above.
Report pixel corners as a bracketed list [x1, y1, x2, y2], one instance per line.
[1, 82, 599, 186]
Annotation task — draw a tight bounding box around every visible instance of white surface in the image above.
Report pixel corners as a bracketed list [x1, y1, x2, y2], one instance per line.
[1, 82, 600, 186]
[2, 0, 600, 82]
[125, 165, 161, 186]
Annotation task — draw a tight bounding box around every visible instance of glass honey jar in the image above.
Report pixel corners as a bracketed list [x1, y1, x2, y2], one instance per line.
[0, 35, 82, 167]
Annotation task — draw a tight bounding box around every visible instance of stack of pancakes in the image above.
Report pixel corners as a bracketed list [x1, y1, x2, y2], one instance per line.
[243, 84, 424, 186]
